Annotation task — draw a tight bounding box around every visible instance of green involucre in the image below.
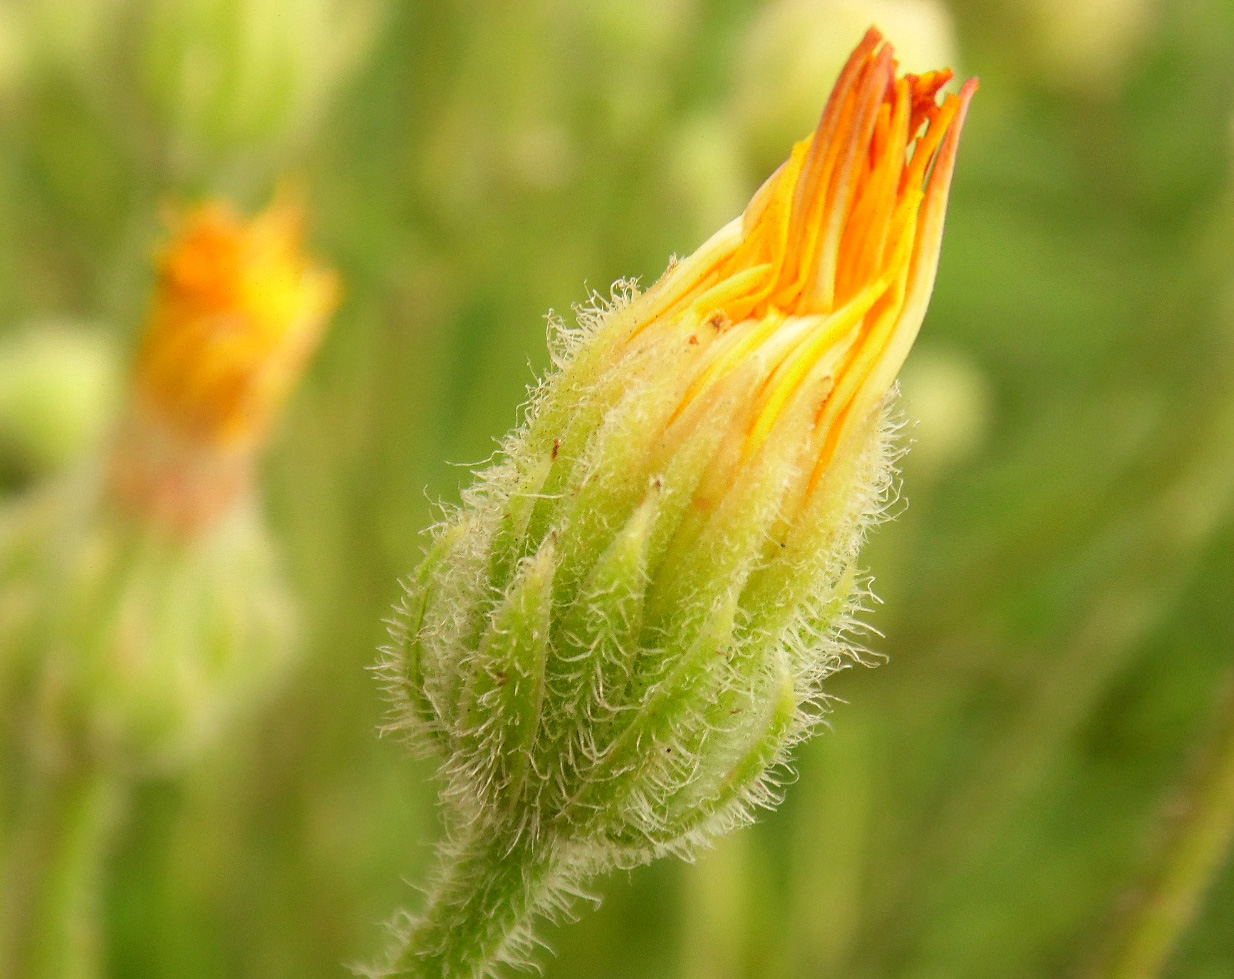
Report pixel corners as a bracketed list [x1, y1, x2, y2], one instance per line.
[375, 281, 901, 977]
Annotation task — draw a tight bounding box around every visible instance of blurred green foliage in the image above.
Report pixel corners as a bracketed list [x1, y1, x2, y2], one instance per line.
[2, 0, 1233, 977]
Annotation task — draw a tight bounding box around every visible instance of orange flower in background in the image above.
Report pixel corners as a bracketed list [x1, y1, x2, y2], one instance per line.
[135, 197, 338, 450]
[113, 196, 338, 531]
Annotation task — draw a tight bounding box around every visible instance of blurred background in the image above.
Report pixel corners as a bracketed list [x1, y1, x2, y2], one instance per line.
[1, 0, 1233, 976]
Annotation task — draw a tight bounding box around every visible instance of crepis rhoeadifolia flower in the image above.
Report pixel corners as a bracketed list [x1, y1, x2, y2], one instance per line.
[375, 27, 977, 979]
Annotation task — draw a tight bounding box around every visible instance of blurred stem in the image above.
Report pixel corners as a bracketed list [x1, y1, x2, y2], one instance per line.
[1089, 680, 1234, 979]
[680, 833, 749, 979]
[377, 827, 563, 979]
[0, 756, 124, 979]
[783, 717, 872, 978]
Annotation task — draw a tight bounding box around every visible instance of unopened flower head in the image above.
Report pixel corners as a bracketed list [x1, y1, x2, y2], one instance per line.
[0, 194, 335, 770]
[381, 33, 975, 970]
[111, 195, 337, 531]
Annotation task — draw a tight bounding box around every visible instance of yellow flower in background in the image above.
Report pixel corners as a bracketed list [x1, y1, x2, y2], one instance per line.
[0, 192, 338, 976]
[0, 191, 337, 776]
[112, 196, 338, 531]
[135, 197, 337, 449]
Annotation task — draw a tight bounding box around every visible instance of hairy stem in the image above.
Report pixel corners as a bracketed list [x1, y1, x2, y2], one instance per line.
[376, 827, 566, 979]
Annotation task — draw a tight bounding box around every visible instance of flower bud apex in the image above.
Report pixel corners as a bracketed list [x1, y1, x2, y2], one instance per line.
[734, 0, 957, 174]
[376, 30, 976, 978]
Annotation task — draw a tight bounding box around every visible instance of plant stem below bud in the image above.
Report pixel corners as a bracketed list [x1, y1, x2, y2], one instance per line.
[378, 828, 564, 979]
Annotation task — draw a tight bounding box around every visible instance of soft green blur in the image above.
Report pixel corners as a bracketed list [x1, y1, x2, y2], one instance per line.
[1, 1, 1232, 977]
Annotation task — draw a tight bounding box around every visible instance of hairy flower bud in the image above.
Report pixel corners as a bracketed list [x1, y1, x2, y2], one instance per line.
[376, 29, 976, 979]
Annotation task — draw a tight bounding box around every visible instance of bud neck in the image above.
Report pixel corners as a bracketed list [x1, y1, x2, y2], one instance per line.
[105, 405, 255, 537]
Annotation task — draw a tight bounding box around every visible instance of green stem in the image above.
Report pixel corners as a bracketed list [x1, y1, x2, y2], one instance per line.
[1092, 682, 1234, 979]
[377, 826, 566, 979]
[679, 833, 750, 979]
[0, 756, 123, 979]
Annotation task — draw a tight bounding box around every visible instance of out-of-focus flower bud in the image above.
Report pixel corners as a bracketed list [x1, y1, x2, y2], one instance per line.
[6, 0, 128, 84]
[1022, 0, 1157, 95]
[665, 112, 751, 241]
[3, 480, 297, 772]
[734, 0, 956, 173]
[111, 196, 337, 533]
[0, 5, 30, 98]
[0, 322, 121, 483]
[0, 195, 337, 772]
[899, 346, 992, 475]
[375, 30, 976, 978]
[138, 0, 378, 174]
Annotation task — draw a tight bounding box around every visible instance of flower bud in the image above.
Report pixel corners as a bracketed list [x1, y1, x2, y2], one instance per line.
[383, 26, 976, 894]
[139, 0, 378, 174]
[0, 322, 121, 484]
[2, 481, 297, 772]
[1, 194, 337, 772]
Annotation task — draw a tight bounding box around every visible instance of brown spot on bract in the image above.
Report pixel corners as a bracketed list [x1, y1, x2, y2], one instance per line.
[708, 310, 730, 332]
[688, 334, 699, 345]
[551, 438, 560, 460]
